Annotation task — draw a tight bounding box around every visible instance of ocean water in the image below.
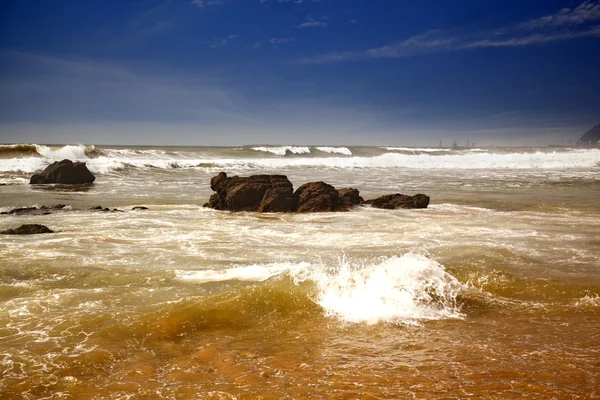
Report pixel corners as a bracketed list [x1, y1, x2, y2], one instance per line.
[1, 143, 599, 399]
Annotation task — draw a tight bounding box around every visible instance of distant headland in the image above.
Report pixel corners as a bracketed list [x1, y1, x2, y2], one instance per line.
[549, 124, 600, 148]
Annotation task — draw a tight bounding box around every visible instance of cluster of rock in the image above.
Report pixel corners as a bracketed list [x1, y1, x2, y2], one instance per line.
[30, 159, 95, 185]
[204, 172, 429, 212]
[1, 205, 149, 234]
[4, 165, 430, 234]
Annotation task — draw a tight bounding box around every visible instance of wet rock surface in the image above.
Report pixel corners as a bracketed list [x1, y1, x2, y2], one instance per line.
[1, 224, 54, 234]
[364, 193, 430, 209]
[30, 159, 96, 184]
[204, 172, 429, 212]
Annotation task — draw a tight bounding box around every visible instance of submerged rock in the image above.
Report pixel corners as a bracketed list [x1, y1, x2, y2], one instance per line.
[365, 193, 430, 209]
[0, 205, 70, 216]
[30, 159, 95, 184]
[1, 224, 54, 235]
[132, 206, 149, 210]
[204, 172, 295, 212]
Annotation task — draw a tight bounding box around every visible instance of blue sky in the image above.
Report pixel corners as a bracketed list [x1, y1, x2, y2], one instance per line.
[0, 0, 599, 146]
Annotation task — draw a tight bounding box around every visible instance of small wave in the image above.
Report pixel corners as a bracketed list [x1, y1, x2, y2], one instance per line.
[0, 144, 41, 157]
[315, 147, 352, 155]
[175, 263, 308, 283]
[297, 253, 464, 325]
[176, 252, 464, 325]
[251, 146, 311, 156]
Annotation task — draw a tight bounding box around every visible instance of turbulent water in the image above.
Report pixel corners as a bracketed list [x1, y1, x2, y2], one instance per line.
[1, 143, 599, 399]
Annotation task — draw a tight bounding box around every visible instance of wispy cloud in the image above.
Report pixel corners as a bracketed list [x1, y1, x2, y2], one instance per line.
[261, 0, 321, 3]
[191, 0, 227, 8]
[253, 37, 296, 48]
[297, 15, 329, 28]
[301, 0, 600, 63]
[209, 34, 238, 48]
[517, 0, 600, 29]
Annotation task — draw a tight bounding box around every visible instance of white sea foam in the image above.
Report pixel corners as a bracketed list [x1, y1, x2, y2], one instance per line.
[251, 146, 311, 156]
[1, 144, 598, 174]
[296, 253, 464, 325]
[35, 144, 90, 160]
[315, 147, 353, 155]
[176, 253, 464, 325]
[175, 262, 308, 283]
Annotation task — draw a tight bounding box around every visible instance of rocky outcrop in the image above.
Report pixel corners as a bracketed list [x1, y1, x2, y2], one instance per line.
[338, 188, 364, 209]
[579, 125, 600, 145]
[132, 206, 149, 210]
[294, 181, 346, 212]
[0, 205, 68, 215]
[204, 172, 296, 212]
[364, 193, 430, 209]
[30, 159, 95, 184]
[204, 172, 430, 212]
[1, 224, 54, 234]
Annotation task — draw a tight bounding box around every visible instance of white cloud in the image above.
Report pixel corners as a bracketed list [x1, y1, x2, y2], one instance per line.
[518, 0, 600, 29]
[252, 37, 296, 48]
[209, 35, 238, 48]
[191, 0, 227, 8]
[269, 37, 296, 44]
[301, 1, 600, 63]
[297, 15, 329, 28]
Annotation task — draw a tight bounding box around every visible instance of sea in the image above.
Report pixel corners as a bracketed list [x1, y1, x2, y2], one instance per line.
[1, 143, 599, 399]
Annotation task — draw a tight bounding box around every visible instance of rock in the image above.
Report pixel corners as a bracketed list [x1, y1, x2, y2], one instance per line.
[365, 193, 430, 209]
[204, 172, 429, 213]
[132, 206, 149, 210]
[0, 207, 51, 216]
[204, 172, 295, 212]
[294, 181, 346, 212]
[30, 159, 95, 184]
[90, 206, 103, 210]
[337, 188, 364, 208]
[40, 204, 68, 210]
[1, 224, 54, 235]
[579, 124, 600, 145]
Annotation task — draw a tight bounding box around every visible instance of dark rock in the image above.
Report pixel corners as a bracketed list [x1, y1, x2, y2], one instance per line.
[111, 209, 124, 212]
[1, 207, 51, 216]
[579, 124, 600, 145]
[1, 224, 54, 235]
[365, 193, 430, 209]
[40, 204, 68, 210]
[205, 172, 295, 212]
[90, 206, 103, 210]
[30, 159, 95, 184]
[294, 181, 346, 212]
[337, 188, 364, 208]
[132, 206, 149, 210]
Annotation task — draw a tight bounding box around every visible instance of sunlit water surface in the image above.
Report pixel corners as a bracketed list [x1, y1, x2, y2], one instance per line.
[1, 144, 599, 399]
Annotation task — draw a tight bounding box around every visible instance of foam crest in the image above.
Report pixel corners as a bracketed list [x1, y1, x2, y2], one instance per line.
[177, 253, 464, 325]
[251, 146, 311, 156]
[294, 253, 464, 325]
[175, 262, 308, 283]
[35, 144, 90, 161]
[315, 146, 352, 155]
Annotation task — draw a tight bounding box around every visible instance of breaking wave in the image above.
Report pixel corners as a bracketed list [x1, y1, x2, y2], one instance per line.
[251, 146, 311, 156]
[0, 143, 598, 174]
[175, 252, 465, 325]
[315, 146, 353, 155]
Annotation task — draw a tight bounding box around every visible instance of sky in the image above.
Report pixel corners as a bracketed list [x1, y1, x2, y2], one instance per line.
[0, 0, 599, 146]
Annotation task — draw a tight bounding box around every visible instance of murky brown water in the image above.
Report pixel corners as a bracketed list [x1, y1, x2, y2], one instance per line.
[1, 145, 599, 399]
